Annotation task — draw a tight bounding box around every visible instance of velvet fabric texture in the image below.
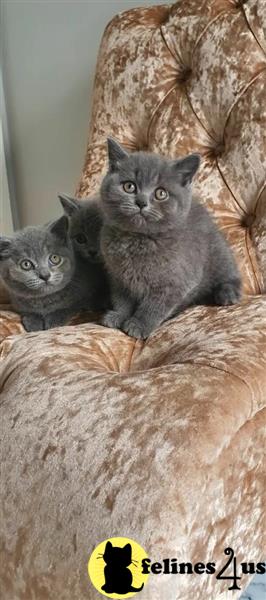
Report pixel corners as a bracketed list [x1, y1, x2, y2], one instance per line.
[0, 1, 265, 599]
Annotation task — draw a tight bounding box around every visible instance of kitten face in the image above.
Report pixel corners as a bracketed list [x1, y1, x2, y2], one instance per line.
[59, 195, 102, 263]
[0, 216, 74, 297]
[100, 138, 200, 234]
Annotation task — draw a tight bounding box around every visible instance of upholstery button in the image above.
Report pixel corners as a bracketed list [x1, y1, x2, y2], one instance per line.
[177, 66, 192, 84]
[212, 142, 225, 157]
[241, 214, 255, 228]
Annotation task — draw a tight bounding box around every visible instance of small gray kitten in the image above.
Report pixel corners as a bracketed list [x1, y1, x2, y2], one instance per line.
[59, 193, 111, 310]
[100, 138, 241, 340]
[0, 216, 105, 331]
[58, 194, 102, 263]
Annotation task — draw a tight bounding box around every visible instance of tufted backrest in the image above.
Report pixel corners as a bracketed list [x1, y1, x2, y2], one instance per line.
[77, 0, 266, 295]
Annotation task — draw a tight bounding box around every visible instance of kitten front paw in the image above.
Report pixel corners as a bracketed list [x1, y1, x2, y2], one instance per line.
[122, 318, 150, 340]
[102, 310, 124, 330]
[22, 315, 44, 332]
[214, 281, 241, 306]
[101, 585, 112, 593]
[44, 314, 69, 329]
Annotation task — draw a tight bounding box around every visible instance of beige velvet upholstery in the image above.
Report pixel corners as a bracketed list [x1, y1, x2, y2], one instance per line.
[0, 1, 265, 599]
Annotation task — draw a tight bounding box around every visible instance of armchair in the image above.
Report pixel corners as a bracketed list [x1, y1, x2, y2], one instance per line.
[1, 1, 265, 598]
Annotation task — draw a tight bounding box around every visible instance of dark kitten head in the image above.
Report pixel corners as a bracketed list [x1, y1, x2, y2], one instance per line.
[100, 137, 200, 234]
[103, 541, 132, 567]
[0, 216, 74, 297]
[59, 194, 102, 263]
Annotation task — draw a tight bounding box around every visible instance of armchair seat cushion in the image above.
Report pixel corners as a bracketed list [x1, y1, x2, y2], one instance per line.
[1, 296, 265, 599]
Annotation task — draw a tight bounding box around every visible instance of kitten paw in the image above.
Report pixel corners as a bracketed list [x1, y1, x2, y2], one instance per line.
[43, 314, 69, 329]
[22, 315, 44, 332]
[102, 310, 124, 330]
[101, 585, 112, 593]
[122, 318, 150, 340]
[214, 281, 241, 306]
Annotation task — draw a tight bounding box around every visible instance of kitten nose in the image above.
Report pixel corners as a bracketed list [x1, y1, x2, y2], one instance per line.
[39, 271, 50, 282]
[135, 197, 148, 209]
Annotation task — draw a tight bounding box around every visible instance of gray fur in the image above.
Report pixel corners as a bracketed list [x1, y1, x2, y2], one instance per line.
[100, 138, 242, 339]
[0, 216, 107, 331]
[58, 193, 111, 311]
[58, 193, 102, 263]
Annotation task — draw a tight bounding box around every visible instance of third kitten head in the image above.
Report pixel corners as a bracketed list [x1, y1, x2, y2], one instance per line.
[59, 194, 103, 263]
[100, 138, 200, 234]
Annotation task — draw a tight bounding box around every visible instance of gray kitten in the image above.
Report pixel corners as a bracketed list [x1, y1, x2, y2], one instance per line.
[100, 138, 241, 340]
[59, 193, 111, 310]
[58, 194, 102, 263]
[0, 216, 105, 331]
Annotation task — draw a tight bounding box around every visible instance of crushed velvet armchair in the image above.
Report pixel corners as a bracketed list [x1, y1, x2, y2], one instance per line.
[0, 1, 265, 599]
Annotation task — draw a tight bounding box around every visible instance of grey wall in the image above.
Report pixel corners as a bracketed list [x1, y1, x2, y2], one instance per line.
[1, 0, 168, 228]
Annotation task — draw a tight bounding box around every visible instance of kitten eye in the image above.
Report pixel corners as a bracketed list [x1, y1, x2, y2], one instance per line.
[49, 254, 62, 266]
[20, 259, 34, 271]
[154, 187, 168, 201]
[75, 234, 87, 244]
[122, 181, 136, 194]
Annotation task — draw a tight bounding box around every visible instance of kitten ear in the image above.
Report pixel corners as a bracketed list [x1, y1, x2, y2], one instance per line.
[0, 237, 11, 259]
[105, 541, 112, 552]
[173, 153, 201, 186]
[49, 215, 69, 241]
[58, 193, 81, 216]
[124, 543, 132, 558]
[107, 137, 128, 171]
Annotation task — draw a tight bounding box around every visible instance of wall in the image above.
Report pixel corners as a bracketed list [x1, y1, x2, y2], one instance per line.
[1, 0, 168, 228]
[0, 118, 13, 234]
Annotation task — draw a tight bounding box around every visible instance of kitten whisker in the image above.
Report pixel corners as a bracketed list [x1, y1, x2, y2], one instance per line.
[145, 208, 161, 222]
[121, 206, 139, 214]
[27, 282, 42, 289]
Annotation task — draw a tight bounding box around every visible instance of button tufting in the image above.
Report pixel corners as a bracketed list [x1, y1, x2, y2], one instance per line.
[241, 214, 255, 228]
[177, 66, 192, 84]
[212, 142, 225, 158]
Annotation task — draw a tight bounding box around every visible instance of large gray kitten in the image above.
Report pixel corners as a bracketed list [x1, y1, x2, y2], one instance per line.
[0, 216, 106, 331]
[100, 138, 241, 340]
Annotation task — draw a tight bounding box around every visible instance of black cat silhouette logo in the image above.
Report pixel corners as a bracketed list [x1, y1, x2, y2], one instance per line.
[88, 536, 149, 598]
